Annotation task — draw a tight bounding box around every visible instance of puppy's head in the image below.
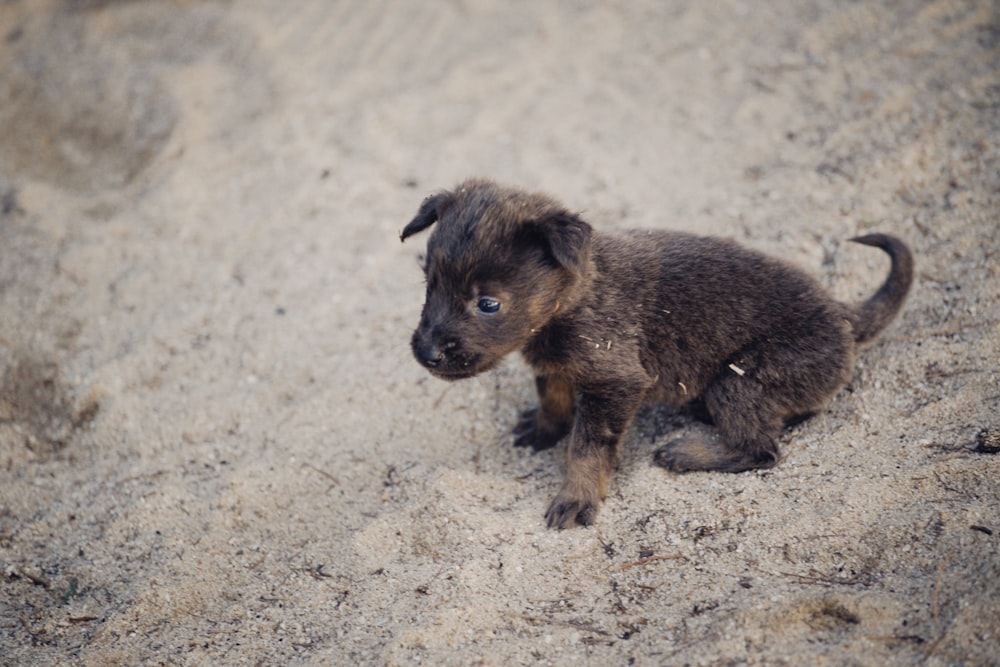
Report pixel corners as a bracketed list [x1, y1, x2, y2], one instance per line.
[401, 179, 591, 380]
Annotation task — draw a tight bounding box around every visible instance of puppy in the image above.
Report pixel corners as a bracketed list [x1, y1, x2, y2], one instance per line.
[401, 179, 913, 529]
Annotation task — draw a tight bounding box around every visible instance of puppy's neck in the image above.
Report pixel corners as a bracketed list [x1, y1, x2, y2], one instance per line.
[555, 252, 596, 317]
[526, 254, 596, 353]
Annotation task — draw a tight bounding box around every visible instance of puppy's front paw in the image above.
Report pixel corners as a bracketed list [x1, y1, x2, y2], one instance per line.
[512, 408, 565, 451]
[544, 487, 600, 529]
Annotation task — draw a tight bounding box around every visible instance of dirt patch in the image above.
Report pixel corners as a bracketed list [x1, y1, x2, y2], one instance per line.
[0, 352, 100, 457]
[0, 1, 175, 192]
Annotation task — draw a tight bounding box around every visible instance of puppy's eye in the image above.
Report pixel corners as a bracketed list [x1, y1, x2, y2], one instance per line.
[476, 296, 501, 315]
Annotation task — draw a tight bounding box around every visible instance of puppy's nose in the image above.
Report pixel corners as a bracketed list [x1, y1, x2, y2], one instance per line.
[416, 341, 444, 368]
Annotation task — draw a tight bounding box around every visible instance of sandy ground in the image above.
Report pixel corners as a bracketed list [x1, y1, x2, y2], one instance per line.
[1, 1, 998, 665]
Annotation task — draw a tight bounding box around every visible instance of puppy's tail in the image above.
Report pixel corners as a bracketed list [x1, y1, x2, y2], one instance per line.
[849, 233, 913, 346]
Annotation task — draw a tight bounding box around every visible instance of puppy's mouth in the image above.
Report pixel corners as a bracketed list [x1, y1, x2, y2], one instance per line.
[425, 365, 482, 381]
[411, 336, 498, 380]
[422, 353, 499, 381]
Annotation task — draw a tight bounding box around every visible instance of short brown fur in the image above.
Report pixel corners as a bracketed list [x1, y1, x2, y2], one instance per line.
[401, 179, 913, 528]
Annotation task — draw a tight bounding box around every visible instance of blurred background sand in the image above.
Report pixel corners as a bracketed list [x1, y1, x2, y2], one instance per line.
[1, 1, 997, 664]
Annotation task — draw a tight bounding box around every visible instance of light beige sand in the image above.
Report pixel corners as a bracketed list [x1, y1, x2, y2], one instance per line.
[1, 1, 998, 664]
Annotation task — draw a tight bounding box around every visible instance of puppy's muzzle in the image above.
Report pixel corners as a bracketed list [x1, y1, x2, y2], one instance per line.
[412, 329, 452, 368]
[411, 329, 476, 379]
[413, 337, 445, 368]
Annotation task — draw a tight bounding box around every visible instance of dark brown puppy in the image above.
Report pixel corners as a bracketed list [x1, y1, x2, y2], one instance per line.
[401, 179, 912, 529]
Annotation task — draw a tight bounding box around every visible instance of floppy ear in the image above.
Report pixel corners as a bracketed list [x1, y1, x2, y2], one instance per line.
[400, 192, 454, 242]
[532, 211, 592, 275]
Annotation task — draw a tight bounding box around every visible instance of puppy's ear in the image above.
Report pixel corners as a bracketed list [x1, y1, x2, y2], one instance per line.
[400, 192, 454, 242]
[532, 211, 592, 274]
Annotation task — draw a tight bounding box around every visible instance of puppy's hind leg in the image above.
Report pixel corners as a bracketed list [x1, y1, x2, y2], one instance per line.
[653, 362, 784, 472]
[653, 414, 781, 473]
[654, 363, 784, 473]
[655, 333, 852, 473]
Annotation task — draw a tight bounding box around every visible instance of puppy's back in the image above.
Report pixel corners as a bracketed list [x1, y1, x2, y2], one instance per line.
[588, 230, 852, 395]
[596, 230, 842, 335]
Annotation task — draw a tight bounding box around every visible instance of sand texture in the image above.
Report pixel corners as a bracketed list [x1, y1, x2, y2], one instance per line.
[1, 1, 998, 665]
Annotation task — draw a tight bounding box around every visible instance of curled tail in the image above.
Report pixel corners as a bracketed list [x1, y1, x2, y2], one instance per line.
[849, 234, 914, 345]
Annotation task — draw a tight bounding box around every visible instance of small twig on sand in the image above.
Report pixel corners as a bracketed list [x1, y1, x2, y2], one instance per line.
[432, 384, 453, 409]
[614, 554, 686, 571]
[931, 550, 953, 625]
[302, 462, 340, 485]
[18, 570, 51, 588]
[864, 635, 925, 645]
[924, 549, 955, 659]
[506, 612, 612, 636]
[761, 568, 870, 586]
